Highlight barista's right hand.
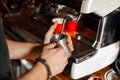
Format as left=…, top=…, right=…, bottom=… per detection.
left=41, top=42, right=68, bottom=76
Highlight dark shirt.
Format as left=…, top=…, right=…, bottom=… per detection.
left=0, top=20, right=12, bottom=80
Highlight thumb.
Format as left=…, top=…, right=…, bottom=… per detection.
left=44, top=22, right=58, bottom=44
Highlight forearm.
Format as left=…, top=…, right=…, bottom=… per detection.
left=17, top=62, right=48, bottom=80
left=6, top=39, right=42, bottom=59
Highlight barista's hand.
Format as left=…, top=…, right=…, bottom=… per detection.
left=44, top=22, right=57, bottom=44
left=44, top=22, right=74, bottom=51
left=41, top=42, right=68, bottom=76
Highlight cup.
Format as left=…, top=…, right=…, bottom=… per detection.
left=66, top=20, right=78, bottom=31
left=52, top=18, right=64, bottom=34
left=50, top=33, right=72, bottom=58
left=64, top=20, right=77, bottom=37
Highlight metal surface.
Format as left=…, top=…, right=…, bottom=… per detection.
left=51, top=34, right=72, bottom=58
left=92, top=17, right=107, bottom=49
left=93, top=10, right=120, bottom=49
left=70, top=38, right=96, bottom=63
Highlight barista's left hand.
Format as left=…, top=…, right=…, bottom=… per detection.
left=44, top=22, right=74, bottom=51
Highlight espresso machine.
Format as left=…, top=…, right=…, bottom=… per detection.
left=51, top=0, right=120, bottom=79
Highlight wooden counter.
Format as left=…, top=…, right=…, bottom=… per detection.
left=52, top=66, right=111, bottom=80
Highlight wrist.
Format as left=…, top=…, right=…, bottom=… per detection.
left=36, top=62, right=48, bottom=80
left=35, top=58, right=52, bottom=80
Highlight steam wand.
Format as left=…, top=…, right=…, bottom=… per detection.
left=60, top=16, right=72, bottom=34
left=77, top=13, right=82, bottom=22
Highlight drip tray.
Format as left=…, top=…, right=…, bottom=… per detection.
left=71, top=38, right=97, bottom=64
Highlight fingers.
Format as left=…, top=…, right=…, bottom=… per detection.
left=44, top=42, right=57, bottom=49
left=47, top=22, right=58, bottom=35
left=65, top=32, right=74, bottom=51
left=44, top=22, right=58, bottom=44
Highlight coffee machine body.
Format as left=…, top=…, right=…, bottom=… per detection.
left=65, top=9, right=120, bottom=79
left=51, top=0, right=120, bottom=79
